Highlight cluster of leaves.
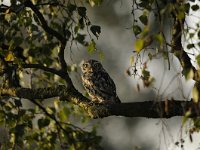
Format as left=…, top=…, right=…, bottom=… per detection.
left=0, top=0, right=103, bottom=149
left=129, top=0, right=200, bottom=141
left=128, top=0, right=200, bottom=87
left=0, top=97, right=102, bottom=149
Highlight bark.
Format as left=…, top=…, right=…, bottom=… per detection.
left=0, top=86, right=199, bottom=118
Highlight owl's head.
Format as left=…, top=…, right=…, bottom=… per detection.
left=81, top=59, right=103, bottom=73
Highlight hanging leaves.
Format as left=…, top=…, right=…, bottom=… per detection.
left=88, top=0, right=103, bottom=7
left=90, top=25, right=101, bottom=39
left=192, top=83, right=199, bottom=103
left=196, top=54, right=200, bottom=67
left=133, top=25, right=142, bottom=36
left=77, top=7, right=87, bottom=18
left=139, top=14, right=148, bottom=25
left=87, top=40, right=96, bottom=54
left=134, top=39, right=144, bottom=53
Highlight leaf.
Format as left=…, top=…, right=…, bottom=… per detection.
left=192, top=84, right=199, bottom=103
left=182, top=110, right=191, bottom=125
left=77, top=7, right=87, bottom=18
left=87, top=40, right=96, bottom=54
left=14, top=99, right=22, bottom=107
left=89, top=0, right=103, bottom=7
left=134, top=39, right=144, bottom=53
left=130, top=55, right=134, bottom=66
left=148, top=53, right=152, bottom=60
left=5, top=51, right=15, bottom=61
left=13, top=37, right=23, bottom=45
left=90, top=25, right=101, bottom=39
left=139, top=14, right=148, bottom=25
left=191, top=4, right=199, bottom=11
left=98, top=51, right=104, bottom=60
left=154, top=33, right=163, bottom=44
left=142, top=69, right=150, bottom=80
left=60, top=107, right=70, bottom=121
left=187, top=43, right=195, bottom=49
left=184, top=3, right=190, bottom=14
left=75, top=34, right=86, bottom=45
left=182, top=68, right=194, bottom=80
left=198, top=31, right=200, bottom=39
left=67, top=4, right=76, bottom=13
left=133, top=25, right=142, bottom=36
left=38, top=118, right=50, bottom=129
left=196, top=54, right=200, bottom=67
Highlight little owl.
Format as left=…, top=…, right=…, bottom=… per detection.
left=80, top=59, right=121, bottom=104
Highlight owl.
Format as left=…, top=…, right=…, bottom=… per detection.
left=80, top=59, right=121, bottom=104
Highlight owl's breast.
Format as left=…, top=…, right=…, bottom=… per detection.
left=81, top=74, right=94, bottom=86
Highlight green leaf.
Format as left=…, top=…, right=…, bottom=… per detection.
left=75, top=34, right=86, bottom=45
left=60, top=107, right=70, bottom=121
left=182, top=110, right=191, bottom=125
left=184, top=3, right=190, bottom=14
left=90, top=25, right=101, bottom=39
left=191, top=5, right=199, bottom=11
left=154, top=33, right=163, bottom=44
left=177, top=11, right=185, bottom=20
left=77, top=7, right=87, bottom=18
left=98, top=51, right=104, bottom=60
left=192, top=85, right=199, bottom=103
left=87, top=40, right=96, bottom=54
left=88, top=0, right=103, bottom=7
left=139, top=14, right=148, bottom=25
left=133, top=25, right=142, bottom=36
left=182, top=68, right=194, bottom=80
left=196, top=54, right=200, bottom=67
left=187, top=43, right=195, bottom=49
left=13, top=37, right=23, bottom=45
left=134, top=39, right=144, bottom=53
left=14, top=99, right=22, bottom=107
left=193, top=118, right=200, bottom=128
left=130, top=55, right=134, bottom=66
left=148, top=53, right=152, bottom=60
left=67, top=4, right=76, bottom=13
left=142, top=69, right=150, bottom=80
left=38, top=118, right=50, bottom=129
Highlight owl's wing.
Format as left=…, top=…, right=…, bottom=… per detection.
left=93, top=72, right=117, bottom=95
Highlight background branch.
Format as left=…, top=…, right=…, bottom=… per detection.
left=24, top=0, right=66, bottom=43
left=171, top=10, right=200, bottom=81
left=22, top=64, right=61, bottom=76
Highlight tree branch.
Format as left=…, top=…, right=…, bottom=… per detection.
left=0, top=85, right=199, bottom=119
left=24, top=0, right=66, bottom=43
left=171, top=8, right=200, bottom=81
left=24, top=0, right=74, bottom=87
left=22, top=64, right=61, bottom=76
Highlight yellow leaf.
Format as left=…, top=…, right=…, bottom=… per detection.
left=5, top=51, right=15, bottom=61
left=192, top=85, right=199, bottom=103
left=130, top=55, right=134, bottom=66
left=134, top=39, right=144, bottom=53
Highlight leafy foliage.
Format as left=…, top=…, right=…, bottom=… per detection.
left=0, top=0, right=102, bottom=149
left=1, top=0, right=200, bottom=149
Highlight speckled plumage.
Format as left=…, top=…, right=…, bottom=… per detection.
left=80, top=59, right=121, bottom=104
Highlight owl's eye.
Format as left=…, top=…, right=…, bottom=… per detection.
left=93, top=63, right=99, bottom=68
left=83, top=63, right=88, bottom=68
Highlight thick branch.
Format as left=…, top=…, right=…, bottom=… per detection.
left=0, top=86, right=199, bottom=119
left=88, top=100, right=198, bottom=118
